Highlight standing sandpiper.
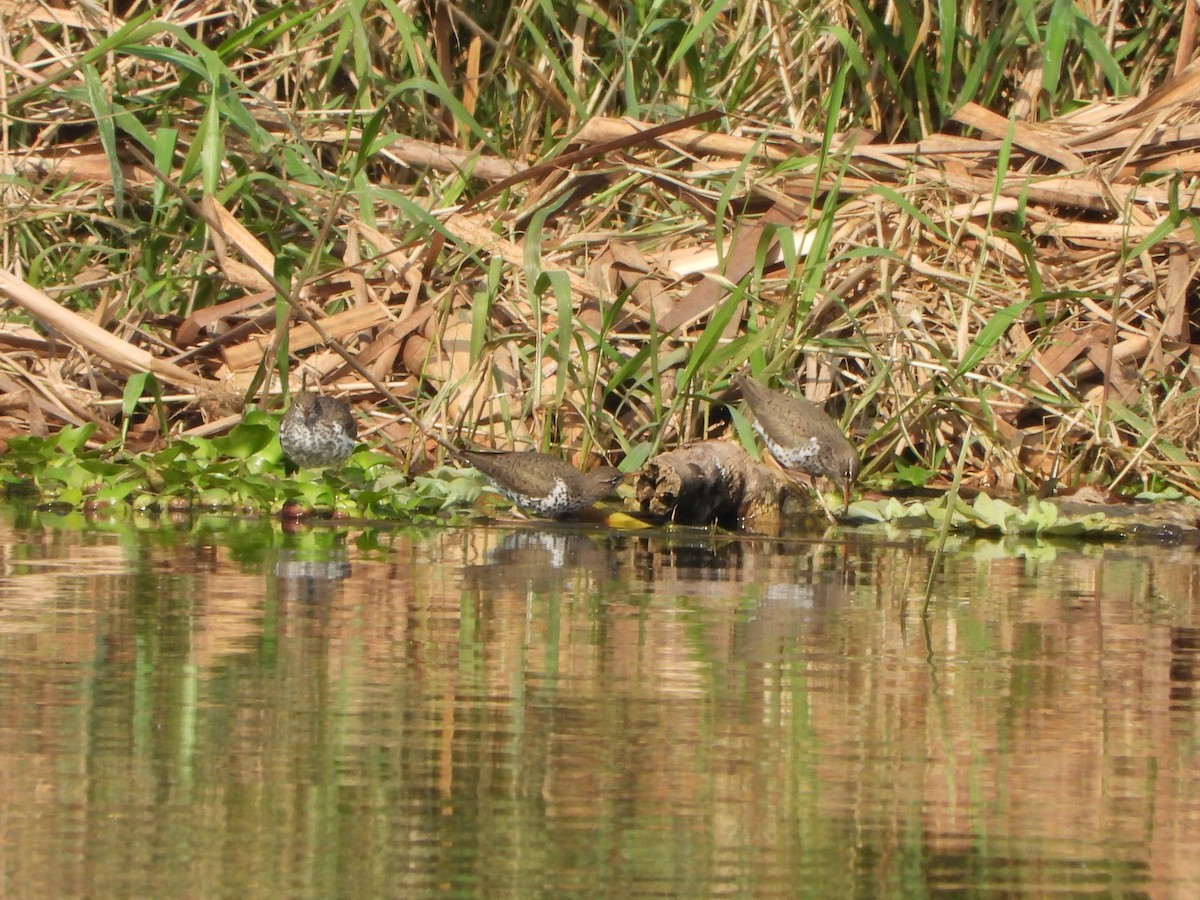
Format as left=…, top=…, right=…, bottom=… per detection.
left=732, top=372, right=860, bottom=513
left=457, top=449, right=623, bottom=519
left=279, top=388, right=358, bottom=469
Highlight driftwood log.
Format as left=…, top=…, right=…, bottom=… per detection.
left=635, top=439, right=801, bottom=524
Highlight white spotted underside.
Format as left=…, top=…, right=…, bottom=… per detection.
left=497, top=476, right=579, bottom=516
left=754, top=423, right=823, bottom=470
left=280, top=419, right=356, bottom=468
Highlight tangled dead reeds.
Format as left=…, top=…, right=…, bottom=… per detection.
left=1, top=2, right=1199, bottom=502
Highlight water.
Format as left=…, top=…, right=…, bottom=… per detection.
left=0, top=507, right=1198, bottom=897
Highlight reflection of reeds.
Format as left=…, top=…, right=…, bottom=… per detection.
left=2, top=516, right=1200, bottom=891
left=0, top=3, right=1196, bottom=499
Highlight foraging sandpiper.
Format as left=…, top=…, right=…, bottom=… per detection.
left=732, top=372, right=859, bottom=512
left=457, top=449, right=623, bottom=518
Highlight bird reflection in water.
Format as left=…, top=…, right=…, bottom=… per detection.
left=273, top=545, right=351, bottom=604
left=462, top=529, right=621, bottom=594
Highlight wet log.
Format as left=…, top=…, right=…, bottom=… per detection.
left=1049, top=491, right=1200, bottom=542
left=635, top=439, right=796, bottom=524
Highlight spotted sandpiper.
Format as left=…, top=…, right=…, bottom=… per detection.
left=732, top=372, right=860, bottom=513
left=456, top=449, right=623, bottom=519
left=279, top=388, right=358, bottom=468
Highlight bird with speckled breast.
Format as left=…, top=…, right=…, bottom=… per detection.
left=278, top=388, right=358, bottom=469
left=732, top=372, right=859, bottom=512
left=456, top=449, right=623, bottom=519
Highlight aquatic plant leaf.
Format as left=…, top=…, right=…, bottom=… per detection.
left=1021, top=497, right=1059, bottom=533
left=440, top=476, right=484, bottom=508
left=852, top=490, right=1156, bottom=538
left=49, top=424, right=98, bottom=455
left=197, top=487, right=234, bottom=508
left=372, top=470, right=409, bottom=492
left=971, top=493, right=1021, bottom=531
left=179, top=437, right=218, bottom=463
left=131, top=493, right=160, bottom=511
left=211, top=421, right=277, bottom=458
left=891, top=459, right=937, bottom=488
left=285, top=479, right=335, bottom=507
left=80, top=459, right=126, bottom=478
left=348, top=449, right=394, bottom=471
left=95, top=480, right=144, bottom=503
left=852, top=496, right=924, bottom=522
left=42, top=458, right=97, bottom=491
left=925, top=495, right=976, bottom=529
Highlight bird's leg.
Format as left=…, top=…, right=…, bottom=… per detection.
left=782, top=470, right=837, bottom=523
left=813, top=480, right=838, bottom=523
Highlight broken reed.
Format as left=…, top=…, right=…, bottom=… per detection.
left=0, top=1, right=1196, bottom=497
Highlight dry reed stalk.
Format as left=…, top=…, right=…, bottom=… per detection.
left=3, top=2, right=1199, bottom=498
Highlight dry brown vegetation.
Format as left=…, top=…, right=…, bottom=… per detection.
left=1, top=1, right=1199, bottom=502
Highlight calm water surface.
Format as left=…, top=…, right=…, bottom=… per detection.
left=0, top=507, right=1198, bottom=897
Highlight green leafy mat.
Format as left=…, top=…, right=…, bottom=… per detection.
left=849, top=492, right=1181, bottom=537
left=0, top=419, right=488, bottom=521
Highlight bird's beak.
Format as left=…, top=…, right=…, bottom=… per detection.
left=842, top=479, right=852, bottom=513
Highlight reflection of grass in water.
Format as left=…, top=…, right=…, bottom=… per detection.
left=0, top=501, right=1179, bottom=897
